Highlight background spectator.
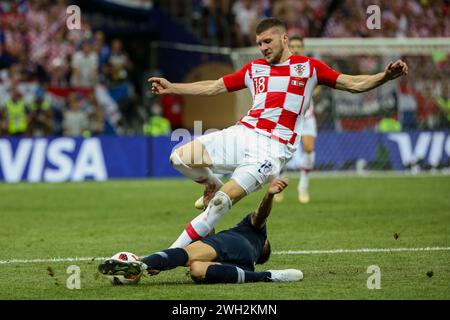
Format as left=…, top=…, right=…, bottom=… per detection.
left=29, top=88, right=53, bottom=136
left=46, top=28, right=74, bottom=87
left=85, top=91, right=105, bottom=136
left=62, top=92, right=89, bottom=136
left=93, top=30, right=110, bottom=69
left=70, top=40, right=98, bottom=88
left=437, top=83, right=450, bottom=128
left=231, top=0, right=260, bottom=47
left=1, top=84, right=29, bottom=136
left=398, top=80, right=418, bottom=130
left=108, top=39, right=132, bottom=85
left=143, top=102, right=172, bottom=137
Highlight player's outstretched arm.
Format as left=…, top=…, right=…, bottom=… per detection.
left=148, top=77, right=227, bottom=96
left=335, top=59, right=408, bottom=94
left=251, top=178, right=289, bottom=229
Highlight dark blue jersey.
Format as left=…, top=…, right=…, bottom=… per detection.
left=201, top=214, right=267, bottom=271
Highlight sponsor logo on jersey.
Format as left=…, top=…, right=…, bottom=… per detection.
left=252, top=64, right=270, bottom=77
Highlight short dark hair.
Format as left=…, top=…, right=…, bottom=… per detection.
left=257, top=239, right=271, bottom=264
left=256, top=17, right=286, bottom=35
left=289, top=35, right=304, bottom=43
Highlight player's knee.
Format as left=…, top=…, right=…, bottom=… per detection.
left=189, top=262, right=206, bottom=283
left=219, top=181, right=247, bottom=204
left=302, top=138, right=315, bottom=153
left=303, top=145, right=314, bottom=154
left=302, top=141, right=315, bottom=153
left=169, top=149, right=185, bottom=168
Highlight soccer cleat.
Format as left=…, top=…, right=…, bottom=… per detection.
left=298, top=187, right=310, bottom=204
left=98, top=259, right=146, bottom=278
left=267, top=269, right=304, bottom=282
left=195, top=181, right=218, bottom=209
left=273, top=192, right=284, bottom=203
left=194, top=196, right=204, bottom=210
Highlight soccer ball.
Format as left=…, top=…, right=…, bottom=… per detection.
left=108, top=251, right=143, bottom=285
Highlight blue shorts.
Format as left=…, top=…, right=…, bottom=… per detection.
left=201, top=231, right=256, bottom=272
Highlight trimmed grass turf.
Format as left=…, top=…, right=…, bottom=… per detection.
left=0, top=176, right=449, bottom=299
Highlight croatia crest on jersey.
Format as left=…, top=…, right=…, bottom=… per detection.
left=294, top=63, right=306, bottom=76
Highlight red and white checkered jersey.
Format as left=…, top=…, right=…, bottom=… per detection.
left=304, top=100, right=315, bottom=120
left=223, top=55, right=340, bottom=146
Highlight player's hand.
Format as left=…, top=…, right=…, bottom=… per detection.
left=268, top=178, right=289, bottom=195
left=148, top=77, right=173, bottom=95
left=384, top=60, right=408, bottom=80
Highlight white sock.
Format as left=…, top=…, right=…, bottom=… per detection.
left=299, top=151, right=315, bottom=190
left=299, top=170, right=309, bottom=190
left=170, top=191, right=232, bottom=248
left=171, top=151, right=223, bottom=189
left=300, top=151, right=315, bottom=171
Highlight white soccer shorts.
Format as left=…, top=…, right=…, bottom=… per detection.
left=196, top=124, right=294, bottom=194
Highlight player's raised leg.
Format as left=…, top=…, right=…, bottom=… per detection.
left=169, top=179, right=247, bottom=248
left=170, top=139, right=223, bottom=208
left=171, top=125, right=285, bottom=249
left=299, top=135, right=315, bottom=204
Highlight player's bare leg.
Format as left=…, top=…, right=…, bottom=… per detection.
left=170, top=180, right=246, bottom=248
left=185, top=241, right=219, bottom=263
left=170, top=139, right=223, bottom=208
left=299, top=135, right=315, bottom=204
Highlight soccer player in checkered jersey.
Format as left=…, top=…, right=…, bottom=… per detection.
left=149, top=18, right=408, bottom=249
left=274, top=35, right=319, bottom=204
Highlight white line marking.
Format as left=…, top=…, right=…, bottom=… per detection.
left=0, top=257, right=108, bottom=265
left=284, top=171, right=450, bottom=179
left=273, top=246, right=450, bottom=255
left=1, top=247, right=449, bottom=265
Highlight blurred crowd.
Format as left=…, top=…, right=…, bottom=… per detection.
left=164, top=0, right=450, bottom=132
left=165, top=0, right=450, bottom=47
left=323, top=0, right=450, bottom=38
left=0, top=0, right=139, bottom=137
left=0, top=0, right=449, bottom=138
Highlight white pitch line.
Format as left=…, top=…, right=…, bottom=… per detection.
left=1, top=246, right=449, bottom=265
left=273, top=246, right=450, bottom=255
left=0, top=256, right=108, bottom=265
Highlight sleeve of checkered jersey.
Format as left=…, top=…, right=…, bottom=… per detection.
left=222, top=62, right=251, bottom=92
left=311, top=58, right=341, bottom=88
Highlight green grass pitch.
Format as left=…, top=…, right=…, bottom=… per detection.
left=0, top=175, right=449, bottom=299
